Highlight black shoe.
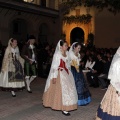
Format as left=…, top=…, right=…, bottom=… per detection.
left=89, top=85, right=93, bottom=87
left=62, top=111, right=70, bottom=116
left=12, top=94, right=16, bottom=97
left=27, top=90, right=32, bottom=93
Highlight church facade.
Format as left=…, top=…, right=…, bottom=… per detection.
left=0, top=0, right=120, bottom=48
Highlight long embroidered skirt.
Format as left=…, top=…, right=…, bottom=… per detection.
left=96, top=84, right=120, bottom=120
left=0, top=59, right=25, bottom=91
left=71, top=66, right=91, bottom=106
left=43, top=70, right=78, bottom=111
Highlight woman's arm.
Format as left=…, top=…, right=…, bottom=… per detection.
left=51, top=53, right=60, bottom=79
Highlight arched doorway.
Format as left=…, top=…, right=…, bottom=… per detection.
left=38, top=23, right=49, bottom=46
left=41, top=0, right=46, bottom=7
left=70, top=27, right=84, bottom=44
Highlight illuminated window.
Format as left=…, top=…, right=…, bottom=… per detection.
left=23, top=0, right=34, bottom=2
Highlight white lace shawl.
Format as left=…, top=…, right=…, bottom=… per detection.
left=44, top=40, right=70, bottom=92
left=68, top=42, right=81, bottom=66
left=108, top=46, right=120, bottom=92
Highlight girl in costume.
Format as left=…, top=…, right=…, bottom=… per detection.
left=43, top=40, right=78, bottom=116
left=0, top=38, right=25, bottom=97
left=68, top=42, right=91, bottom=106
left=96, top=46, right=120, bottom=120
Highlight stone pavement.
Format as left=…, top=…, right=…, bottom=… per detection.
left=0, top=77, right=106, bottom=120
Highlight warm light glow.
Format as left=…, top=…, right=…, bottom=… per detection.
left=62, top=5, right=95, bottom=46
left=62, top=22, right=88, bottom=45
left=23, top=0, right=34, bottom=2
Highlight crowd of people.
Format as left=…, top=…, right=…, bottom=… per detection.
left=0, top=36, right=119, bottom=119
left=37, top=42, right=116, bottom=90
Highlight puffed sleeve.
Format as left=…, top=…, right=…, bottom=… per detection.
left=109, top=61, right=120, bottom=93
left=51, top=53, right=60, bottom=78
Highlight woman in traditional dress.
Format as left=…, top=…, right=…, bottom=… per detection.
left=96, top=46, right=120, bottom=120
left=43, top=40, right=78, bottom=116
left=0, top=38, right=25, bottom=97
left=68, top=42, right=91, bottom=106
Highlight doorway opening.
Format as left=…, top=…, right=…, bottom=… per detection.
left=70, top=27, right=84, bottom=44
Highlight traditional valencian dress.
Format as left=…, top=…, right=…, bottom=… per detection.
left=96, top=47, right=120, bottom=120
left=43, top=40, right=78, bottom=111
left=0, top=38, right=25, bottom=91
left=68, top=42, right=91, bottom=106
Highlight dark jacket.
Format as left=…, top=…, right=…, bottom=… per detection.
left=93, top=59, right=104, bottom=75
left=103, top=60, right=111, bottom=74
left=21, top=44, right=37, bottom=63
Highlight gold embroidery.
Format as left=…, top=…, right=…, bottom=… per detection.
left=71, top=60, right=79, bottom=72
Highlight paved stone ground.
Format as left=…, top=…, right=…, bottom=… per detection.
left=0, top=77, right=106, bottom=120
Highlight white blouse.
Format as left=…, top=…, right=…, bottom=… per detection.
left=85, top=60, right=95, bottom=69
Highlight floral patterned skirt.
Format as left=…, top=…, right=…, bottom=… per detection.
left=96, top=84, right=120, bottom=120
left=0, top=60, right=25, bottom=91
left=43, top=71, right=78, bottom=111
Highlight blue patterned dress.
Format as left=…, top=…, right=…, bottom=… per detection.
left=71, top=65, right=91, bottom=106
left=69, top=50, right=91, bottom=106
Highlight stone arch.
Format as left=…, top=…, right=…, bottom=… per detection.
left=62, top=22, right=89, bottom=46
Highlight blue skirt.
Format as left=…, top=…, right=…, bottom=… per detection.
left=71, top=66, right=91, bottom=106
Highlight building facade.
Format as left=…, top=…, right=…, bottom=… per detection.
left=0, top=0, right=62, bottom=46
left=0, top=0, right=120, bottom=48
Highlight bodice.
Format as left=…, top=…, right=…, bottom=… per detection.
left=58, top=59, right=69, bottom=74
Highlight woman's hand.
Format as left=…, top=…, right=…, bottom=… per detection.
left=118, top=92, right=120, bottom=96
left=52, top=78, right=56, bottom=84
left=116, top=91, right=120, bottom=96
left=1, top=69, right=4, bottom=73
left=29, top=60, right=33, bottom=64
left=92, top=70, right=97, bottom=73
left=86, top=67, right=88, bottom=70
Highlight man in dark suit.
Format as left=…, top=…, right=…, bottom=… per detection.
left=86, top=53, right=104, bottom=88
left=98, top=55, right=112, bottom=89
left=21, top=35, right=37, bottom=93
